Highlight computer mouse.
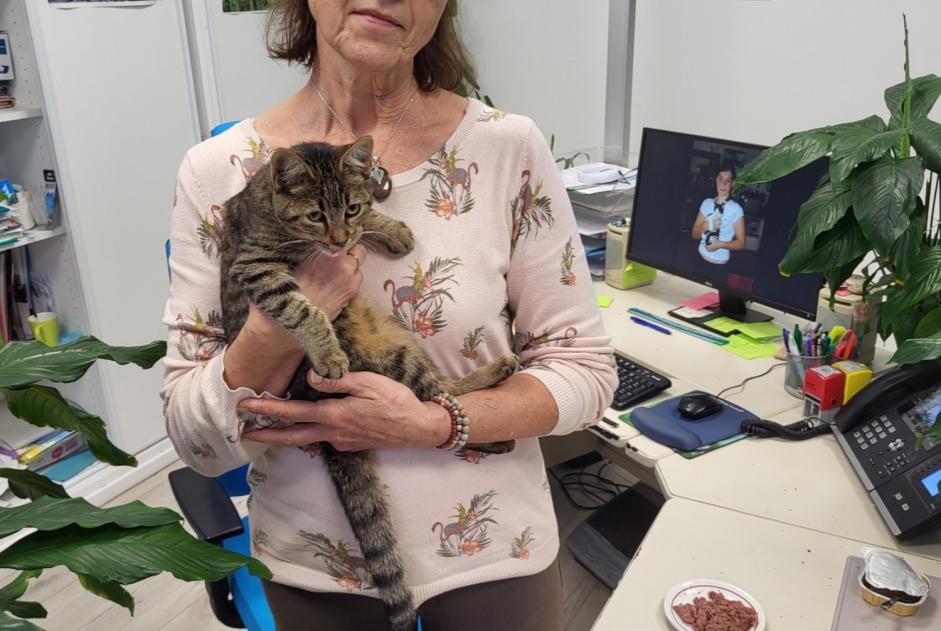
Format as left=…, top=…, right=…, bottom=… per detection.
left=676, top=392, right=724, bottom=420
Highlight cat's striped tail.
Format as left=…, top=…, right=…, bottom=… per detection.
left=323, top=446, right=417, bottom=631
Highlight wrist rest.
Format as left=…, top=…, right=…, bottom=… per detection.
left=630, top=393, right=758, bottom=451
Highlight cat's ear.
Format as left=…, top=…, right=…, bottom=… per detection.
left=270, top=148, right=314, bottom=195
left=338, top=136, right=374, bottom=177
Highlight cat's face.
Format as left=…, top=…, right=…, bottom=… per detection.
left=269, top=138, right=374, bottom=252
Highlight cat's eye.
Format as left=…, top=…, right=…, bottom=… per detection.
left=306, top=210, right=323, bottom=222
left=346, top=203, right=364, bottom=216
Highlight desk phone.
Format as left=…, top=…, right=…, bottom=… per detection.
left=833, top=361, right=941, bottom=539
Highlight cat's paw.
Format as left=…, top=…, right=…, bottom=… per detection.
left=311, top=350, right=349, bottom=380
left=494, top=354, right=520, bottom=380
left=465, top=440, right=516, bottom=455
left=385, top=224, right=415, bottom=255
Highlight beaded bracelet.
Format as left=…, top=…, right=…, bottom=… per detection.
left=431, top=392, right=470, bottom=451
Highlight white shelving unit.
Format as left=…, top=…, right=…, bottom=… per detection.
left=0, top=0, right=187, bottom=502
left=0, top=106, right=42, bottom=124
left=0, top=226, right=66, bottom=255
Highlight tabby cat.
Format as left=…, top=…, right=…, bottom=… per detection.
left=219, top=137, right=517, bottom=631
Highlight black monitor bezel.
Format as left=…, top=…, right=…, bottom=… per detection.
left=626, top=127, right=822, bottom=321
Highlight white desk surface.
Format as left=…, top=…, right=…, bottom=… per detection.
left=656, top=407, right=941, bottom=560
left=591, top=498, right=941, bottom=631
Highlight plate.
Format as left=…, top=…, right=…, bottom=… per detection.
left=663, top=579, right=766, bottom=631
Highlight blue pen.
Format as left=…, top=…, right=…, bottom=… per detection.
left=630, top=315, right=672, bottom=335
left=781, top=327, right=791, bottom=354
left=804, top=338, right=812, bottom=356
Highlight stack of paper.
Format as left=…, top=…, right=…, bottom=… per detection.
left=704, top=317, right=782, bottom=360
left=0, top=205, right=23, bottom=247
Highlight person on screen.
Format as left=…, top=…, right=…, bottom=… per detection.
left=691, top=166, right=746, bottom=264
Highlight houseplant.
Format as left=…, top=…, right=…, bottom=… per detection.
left=0, top=336, right=270, bottom=629
left=734, top=17, right=941, bottom=436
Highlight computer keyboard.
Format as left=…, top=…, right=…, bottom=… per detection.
left=611, top=354, right=672, bottom=411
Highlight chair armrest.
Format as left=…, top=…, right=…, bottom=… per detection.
left=169, top=467, right=244, bottom=544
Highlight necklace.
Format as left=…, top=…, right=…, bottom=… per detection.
left=311, top=81, right=416, bottom=201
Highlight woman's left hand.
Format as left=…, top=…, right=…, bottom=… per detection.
left=237, top=371, right=450, bottom=451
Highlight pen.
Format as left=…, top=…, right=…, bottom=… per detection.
left=793, top=324, right=802, bottom=352
left=630, top=315, right=672, bottom=335
left=781, top=327, right=791, bottom=354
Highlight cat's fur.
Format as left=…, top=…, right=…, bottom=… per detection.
left=219, top=137, right=516, bottom=631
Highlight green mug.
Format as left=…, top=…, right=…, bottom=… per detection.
left=28, top=312, right=58, bottom=347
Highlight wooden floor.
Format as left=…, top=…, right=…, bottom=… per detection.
left=7, top=456, right=633, bottom=631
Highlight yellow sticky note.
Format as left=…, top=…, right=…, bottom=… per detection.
left=723, top=334, right=780, bottom=360
left=703, top=316, right=740, bottom=333
left=596, top=295, right=614, bottom=308
left=736, top=321, right=782, bottom=340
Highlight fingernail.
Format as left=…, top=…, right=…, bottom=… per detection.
left=307, top=370, right=323, bottom=385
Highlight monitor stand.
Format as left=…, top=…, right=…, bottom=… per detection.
left=668, top=290, right=772, bottom=337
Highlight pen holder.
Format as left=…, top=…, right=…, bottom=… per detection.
left=784, top=354, right=829, bottom=398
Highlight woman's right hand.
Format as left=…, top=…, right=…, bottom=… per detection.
left=224, top=244, right=367, bottom=394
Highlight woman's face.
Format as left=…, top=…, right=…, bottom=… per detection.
left=309, top=0, right=448, bottom=72
left=715, top=170, right=734, bottom=197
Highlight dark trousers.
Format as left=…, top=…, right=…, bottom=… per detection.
left=262, top=558, right=563, bottom=631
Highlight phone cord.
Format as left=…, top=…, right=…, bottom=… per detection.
left=740, top=418, right=830, bottom=441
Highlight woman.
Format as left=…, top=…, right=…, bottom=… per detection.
left=691, top=165, right=746, bottom=264
left=162, top=1, right=616, bottom=629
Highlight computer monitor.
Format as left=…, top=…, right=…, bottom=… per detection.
left=626, top=128, right=826, bottom=326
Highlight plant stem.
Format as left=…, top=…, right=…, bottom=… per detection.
left=900, top=14, right=912, bottom=157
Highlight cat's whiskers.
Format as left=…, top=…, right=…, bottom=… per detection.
left=276, top=238, right=312, bottom=251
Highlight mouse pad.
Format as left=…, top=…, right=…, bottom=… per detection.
left=630, top=392, right=758, bottom=451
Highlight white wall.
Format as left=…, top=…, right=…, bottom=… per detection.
left=458, top=1, right=612, bottom=155
left=630, top=0, right=941, bottom=155
left=183, top=2, right=307, bottom=136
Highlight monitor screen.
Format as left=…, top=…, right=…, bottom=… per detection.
left=626, top=128, right=826, bottom=320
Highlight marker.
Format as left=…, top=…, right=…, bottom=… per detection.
left=630, top=315, right=672, bottom=335
left=793, top=324, right=802, bottom=352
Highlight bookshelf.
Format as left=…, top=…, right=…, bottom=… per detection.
left=0, top=1, right=105, bottom=488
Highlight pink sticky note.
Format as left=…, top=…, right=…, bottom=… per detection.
left=680, top=291, right=720, bottom=310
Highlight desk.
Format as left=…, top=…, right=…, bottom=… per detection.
left=657, top=407, right=941, bottom=559
left=590, top=498, right=941, bottom=631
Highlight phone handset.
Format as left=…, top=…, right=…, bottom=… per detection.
left=834, top=361, right=941, bottom=433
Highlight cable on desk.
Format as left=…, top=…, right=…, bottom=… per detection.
left=717, top=362, right=786, bottom=399
left=741, top=416, right=831, bottom=441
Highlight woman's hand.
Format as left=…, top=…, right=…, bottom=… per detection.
left=222, top=244, right=367, bottom=394
left=237, top=370, right=452, bottom=451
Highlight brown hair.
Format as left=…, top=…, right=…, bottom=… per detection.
left=265, top=0, right=477, bottom=93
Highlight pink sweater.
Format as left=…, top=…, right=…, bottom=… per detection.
left=162, top=98, right=616, bottom=603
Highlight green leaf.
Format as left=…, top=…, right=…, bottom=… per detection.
left=851, top=156, right=924, bottom=254
left=0, top=337, right=166, bottom=389
left=0, top=571, right=45, bottom=621
left=735, top=130, right=832, bottom=187
left=0, top=611, right=44, bottom=630
left=0, top=497, right=180, bottom=538
left=914, top=307, right=941, bottom=338
left=889, top=197, right=928, bottom=281
left=910, top=117, right=941, bottom=172
left=0, top=470, right=68, bottom=501
left=1, top=386, right=136, bottom=467
left=824, top=255, right=865, bottom=301
left=829, top=127, right=905, bottom=184
left=77, top=574, right=134, bottom=614
left=885, top=74, right=941, bottom=128
left=0, top=522, right=272, bottom=584
left=783, top=179, right=854, bottom=266
left=890, top=330, right=941, bottom=363
left=780, top=212, right=871, bottom=274
left=881, top=245, right=941, bottom=324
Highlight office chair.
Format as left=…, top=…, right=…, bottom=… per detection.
left=169, top=465, right=275, bottom=631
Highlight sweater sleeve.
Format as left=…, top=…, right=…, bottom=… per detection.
left=160, top=153, right=281, bottom=477
left=507, top=122, right=617, bottom=435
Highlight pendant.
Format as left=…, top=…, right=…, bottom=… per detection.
left=370, top=164, right=392, bottom=201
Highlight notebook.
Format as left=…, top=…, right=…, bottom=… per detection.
left=830, top=555, right=939, bottom=630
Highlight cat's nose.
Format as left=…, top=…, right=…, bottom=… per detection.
left=329, top=228, right=350, bottom=245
